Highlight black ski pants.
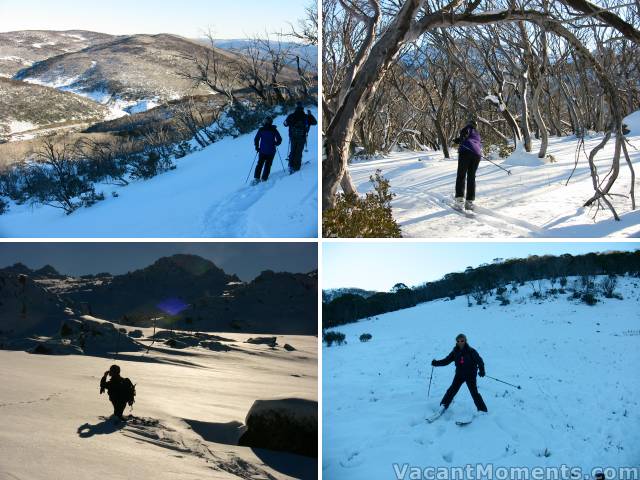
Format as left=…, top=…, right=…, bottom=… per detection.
left=455, top=150, right=481, bottom=201
left=111, top=399, right=127, bottom=419
left=288, top=136, right=305, bottom=172
left=255, top=153, right=275, bottom=181
left=440, top=374, right=487, bottom=412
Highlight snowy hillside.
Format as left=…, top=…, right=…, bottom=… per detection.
left=348, top=111, right=640, bottom=237
left=0, top=77, right=109, bottom=142
left=323, top=277, right=640, bottom=477
left=0, top=323, right=317, bottom=479
left=13, top=33, right=250, bottom=115
left=0, top=108, right=318, bottom=237
left=0, top=30, right=114, bottom=77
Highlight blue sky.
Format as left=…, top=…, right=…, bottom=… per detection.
left=0, top=0, right=309, bottom=38
left=323, top=242, right=640, bottom=291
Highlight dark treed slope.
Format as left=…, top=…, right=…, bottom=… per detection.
left=323, top=250, right=640, bottom=328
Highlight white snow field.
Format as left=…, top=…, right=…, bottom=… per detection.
left=323, top=278, right=640, bottom=478
left=0, top=326, right=317, bottom=480
left=0, top=109, right=318, bottom=237
left=349, top=111, right=640, bottom=237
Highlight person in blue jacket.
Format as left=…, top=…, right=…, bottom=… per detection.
left=253, top=117, right=282, bottom=184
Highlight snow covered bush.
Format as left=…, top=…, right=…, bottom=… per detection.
left=127, top=151, right=174, bottom=180
left=359, top=333, right=372, bottom=342
left=323, top=170, right=402, bottom=238
left=323, top=330, right=346, bottom=347
left=600, top=275, right=621, bottom=299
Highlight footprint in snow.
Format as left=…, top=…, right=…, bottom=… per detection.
left=340, top=450, right=365, bottom=468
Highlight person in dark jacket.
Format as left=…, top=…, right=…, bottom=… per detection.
left=284, top=102, right=310, bottom=173
left=453, top=119, right=483, bottom=211
left=100, top=364, right=135, bottom=420
left=431, top=333, right=488, bottom=412
left=305, top=109, right=317, bottom=151
left=253, top=117, right=282, bottom=184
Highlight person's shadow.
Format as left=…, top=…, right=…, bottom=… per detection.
left=77, top=417, right=126, bottom=438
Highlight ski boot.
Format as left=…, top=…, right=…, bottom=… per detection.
left=453, top=197, right=465, bottom=211
left=465, top=200, right=475, bottom=211
left=250, top=178, right=260, bottom=186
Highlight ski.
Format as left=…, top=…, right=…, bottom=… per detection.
left=448, top=200, right=476, bottom=219
left=455, top=419, right=473, bottom=426
left=426, top=407, right=445, bottom=423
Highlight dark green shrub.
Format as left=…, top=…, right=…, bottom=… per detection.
left=582, top=293, right=598, bottom=306
left=323, top=170, right=402, bottom=238
left=359, top=333, right=372, bottom=342
left=323, top=330, right=346, bottom=347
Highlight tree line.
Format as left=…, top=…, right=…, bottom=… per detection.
left=323, top=249, right=640, bottom=328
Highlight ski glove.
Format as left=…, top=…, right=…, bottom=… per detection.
left=479, top=370, right=485, bottom=377
left=431, top=359, right=436, bottom=366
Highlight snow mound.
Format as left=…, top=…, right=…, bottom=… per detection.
left=502, top=144, right=545, bottom=167
left=624, top=110, right=640, bottom=135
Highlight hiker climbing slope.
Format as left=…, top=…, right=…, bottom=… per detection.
left=99, top=364, right=135, bottom=420
left=253, top=116, right=282, bottom=184
left=284, top=102, right=313, bottom=173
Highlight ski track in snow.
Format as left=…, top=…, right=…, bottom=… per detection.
left=202, top=159, right=315, bottom=237
left=117, top=416, right=279, bottom=480
left=323, top=279, right=640, bottom=477
left=349, top=113, right=640, bottom=237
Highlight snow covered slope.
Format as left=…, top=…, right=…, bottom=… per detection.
left=323, top=278, right=640, bottom=477
left=348, top=112, right=640, bottom=237
left=0, top=109, right=318, bottom=237
left=0, top=326, right=317, bottom=480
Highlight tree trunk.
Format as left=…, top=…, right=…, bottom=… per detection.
left=323, top=0, right=424, bottom=210
left=532, top=81, right=549, bottom=158
left=520, top=69, right=533, bottom=152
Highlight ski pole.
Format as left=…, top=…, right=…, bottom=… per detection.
left=427, top=365, right=434, bottom=398
left=482, top=156, right=512, bottom=176
left=485, top=375, right=521, bottom=389
left=276, top=148, right=286, bottom=173
left=245, top=151, right=259, bottom=184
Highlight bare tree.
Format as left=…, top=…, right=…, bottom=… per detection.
left=176, top=29, right=240, bottom=104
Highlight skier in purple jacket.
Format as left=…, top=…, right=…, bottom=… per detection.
left=453, top=119, right=483, bottom=211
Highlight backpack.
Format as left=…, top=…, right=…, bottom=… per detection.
left=123, top=378, right=136, bottom=405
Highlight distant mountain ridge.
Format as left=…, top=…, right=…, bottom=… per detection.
left=0, top=254, right=317, bottom=334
